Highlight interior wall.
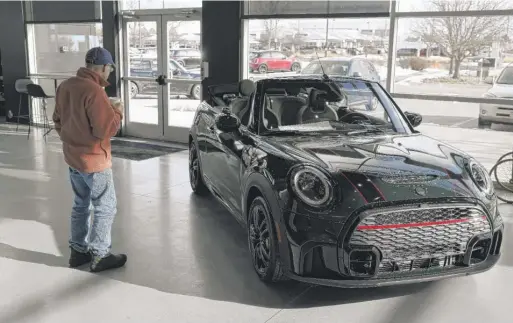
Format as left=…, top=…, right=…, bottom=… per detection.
left=201, top=1, right=241, bottom=96
left=0, top=1, right=29, bottom=121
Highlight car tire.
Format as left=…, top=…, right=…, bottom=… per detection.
left=190, top=84, right=201, bottom=100
left=189, top=142, right=209, bottom=195
left=291, top=63, right=301, bottom=73
left=247, top=196, right=286, bottom=283
left=130, top=81, right=139, bottom=98
left=478, top=118, right=492, bottom=129
left=258, top=64, right=268, bottom=74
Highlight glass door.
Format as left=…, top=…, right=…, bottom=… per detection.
left=162, top=10, right=202, bottom=143
left=121, top=9, right=202, bottom=143
left=122, top=14, right=164, bottom=139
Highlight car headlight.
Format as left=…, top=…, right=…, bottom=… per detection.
left=468, top=159, right=494, bottom=195
left=290, top=165, right=333, bottom=207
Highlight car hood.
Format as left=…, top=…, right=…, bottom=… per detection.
left=487, top=83, right=513, bottom=97
left=264, top=132, right=486, bottom=202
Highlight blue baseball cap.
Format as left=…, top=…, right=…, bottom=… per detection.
left=85, top=47, right=115, bottom=68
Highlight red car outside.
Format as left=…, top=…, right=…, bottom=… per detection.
left=249, top=50, right=302, bottom=74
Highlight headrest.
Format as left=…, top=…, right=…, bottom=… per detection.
left=239, top=79, right=256, bottom=97
left=309, top=89, right=327, bottom=113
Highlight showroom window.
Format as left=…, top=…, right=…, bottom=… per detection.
left=25, top=23, right=103, bottom=124
left=242, top=18, right=390, bottom=85
left=26, top=23, right=103, bottom=75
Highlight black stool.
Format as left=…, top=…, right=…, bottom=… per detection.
left=26, top=84, right=54, bottom=141
left=14, top=79, right=34, bottom=137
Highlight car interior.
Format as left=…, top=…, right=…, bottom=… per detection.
left=208, top=79, right=390, bottom=131
left=260, top=82, right=388, bottom=130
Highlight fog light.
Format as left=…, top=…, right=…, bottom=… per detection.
left=481, top=109, right=487, bottom=115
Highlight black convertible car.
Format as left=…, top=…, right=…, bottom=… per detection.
left=188, top=75, right=504, bottom=287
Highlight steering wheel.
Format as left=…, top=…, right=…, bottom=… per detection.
left=339, top=112, right=372, bottom=124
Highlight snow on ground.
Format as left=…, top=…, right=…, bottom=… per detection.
left=377, top=66, right=417, bottom=80
left=395, top=68, right=449, bottom=85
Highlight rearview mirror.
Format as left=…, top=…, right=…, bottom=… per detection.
left=215, top=108, right=240, bottom=132
left=353, top=71, right=362, bottom=78
left=404, top=111, right=422, bottom=128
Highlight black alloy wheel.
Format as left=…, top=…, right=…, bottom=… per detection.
left=247, top=196, right=285, bottom=282
left=189, top=142, right=208, bottom=195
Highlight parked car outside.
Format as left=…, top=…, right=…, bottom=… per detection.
left=129, top=57, right=201, bottom=100
left=479, top=64, right=513, bottom=128
left=169, top=48, right=202, bottom=69
left=301, top=57, right=381, bottom=110
left=249, top=50, right=302, bottom=74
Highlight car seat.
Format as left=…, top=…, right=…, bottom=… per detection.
left=229, top=79, right=255, bottom=125
left=298, top=88, right=338, bottom=124
left=274, top=87, right=307, bottom=126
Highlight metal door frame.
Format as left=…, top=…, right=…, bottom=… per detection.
left=120, top=8, right=201, bottom=142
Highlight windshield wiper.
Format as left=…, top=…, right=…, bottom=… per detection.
left=262, top=129, right=325, bottom=136
left=346, top=125, right=388, bottom=135
left=327, top=121, right=387, bottom=135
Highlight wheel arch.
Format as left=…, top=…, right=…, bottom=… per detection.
left=243, top=172, right=281, bottom=222
left=243, top=171, right=292, bottom=271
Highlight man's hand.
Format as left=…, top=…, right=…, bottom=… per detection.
left=111, top=100, right=124, bottom=117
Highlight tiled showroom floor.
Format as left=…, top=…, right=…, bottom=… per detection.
left=0, top=124, right=512, bottom=323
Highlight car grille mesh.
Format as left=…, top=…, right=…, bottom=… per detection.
left=349, top=206, right=491, bottom=274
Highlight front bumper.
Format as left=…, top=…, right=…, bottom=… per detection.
left=282, top=202, right=504, bottom=288
left=286, top=253, right=500, bottom=288
left=479, top=103, right=513, bottom=124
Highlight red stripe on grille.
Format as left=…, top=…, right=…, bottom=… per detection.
left=357, top=216, right=486, bottom=231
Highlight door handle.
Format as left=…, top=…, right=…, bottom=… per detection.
left=156, top=74, right=167, bottom=86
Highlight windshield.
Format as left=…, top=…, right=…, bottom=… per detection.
left=259, top=78, right=409, bottom=135
left=302, top=61, right=350, bottom=76
left=496, top=66, right=513, bottom=84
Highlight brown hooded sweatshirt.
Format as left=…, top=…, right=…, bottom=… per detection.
left=52, top=67, right=122, bottom=173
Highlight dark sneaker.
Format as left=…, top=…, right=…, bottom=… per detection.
left=69, top=248, right=92, bottom=268
left=90, top=253, right=127, bottom=273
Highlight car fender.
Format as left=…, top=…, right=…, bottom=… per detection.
left=242, top=171, right=293, bottom=270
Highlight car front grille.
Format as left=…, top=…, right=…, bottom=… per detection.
left=347, top=205, right=491, bottom=276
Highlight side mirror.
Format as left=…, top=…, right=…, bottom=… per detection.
left=484, top=76, right=494, bottom=85
left=215, top=108, right=240, bottom=132
left=172, top=69, right=181, bottom=76
left=405, top=111, right=422, bottom=128
left=353, top=71, right=362, bottom=78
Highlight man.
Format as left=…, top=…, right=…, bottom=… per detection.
left=52, top=47, right=127, bottom=272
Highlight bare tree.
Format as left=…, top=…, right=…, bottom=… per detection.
left=262, top=20, right=282, bottom=49
left=252, top=1, right=290, bottom=49
left=412, top=0, right=509, bottom=78
left=168, top=21, right=183, bottom=45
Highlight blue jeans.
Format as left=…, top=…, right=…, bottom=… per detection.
left=68, top=167, right=117, bottom=258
